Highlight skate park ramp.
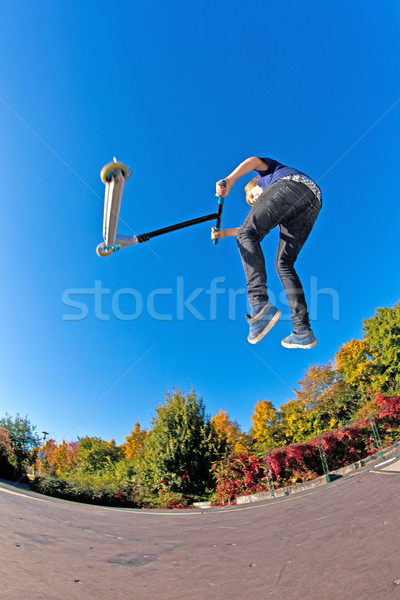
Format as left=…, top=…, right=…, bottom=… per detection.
left=1, top=461, right=400, bottom=600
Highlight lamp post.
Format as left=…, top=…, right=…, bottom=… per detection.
left=39, top=432, right=49, bottom=475
left=42, top=431, right=49, bottom=447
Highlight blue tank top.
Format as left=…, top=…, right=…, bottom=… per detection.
left=255, top=157, right=309, bottom=192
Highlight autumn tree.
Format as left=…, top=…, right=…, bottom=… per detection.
left=124, top=423, right=147, bottom=461
left=0, top=428, right=14, bottom=478
left=295, top=363, right=336, bottom=409
left=210, top=409, right=252, bottom=455
left=335, top=338, right=374, bottom=411
left=275, top=363, right=360, bottom=444
left=0, top=429, right=13, bottom=456
left=39, top=440, right=79, bottom=476
left=296, top=363, right=358, bottom=429
left=250, top=400, right=283, bottom=453
left=40, top=438, right=58, bottom=474
left=335, top=339, right=373, bottom=388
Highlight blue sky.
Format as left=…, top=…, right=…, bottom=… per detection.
left=1, top=1, right=399, bottom=445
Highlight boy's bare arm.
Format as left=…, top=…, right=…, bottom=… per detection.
left=211, top=227, right=240, bottom=240
left=216, top=157, right=268, bottom=197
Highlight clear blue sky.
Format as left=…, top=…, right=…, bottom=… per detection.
left=1, top=1, right=399, bottom=445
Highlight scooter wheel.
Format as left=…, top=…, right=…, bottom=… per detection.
left=100, top=161, right=130, bottom=184
left=96, top=242, right=114, bottom=257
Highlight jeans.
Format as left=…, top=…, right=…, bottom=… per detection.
left=236, top=179, right=322, bottom=332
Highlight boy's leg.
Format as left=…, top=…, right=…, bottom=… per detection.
left=275, top=184, right=321, bottom=333
left=236, top=181, right=294, bottom=309
left=236, top=182, right=301, bottom=343
left=235, top=215, right=269, bottom=310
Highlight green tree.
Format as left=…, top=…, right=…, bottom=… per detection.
left=362, top=302, right=400, bottom=395
left=311, top=378, right=361, bottom=429
left=278, top=398, right=315, bottom=443
left=0, top=414, right=41, bottom=465
left=138, top=390, right=216, bottom=498
left=76, top=437, right=123, bottom=473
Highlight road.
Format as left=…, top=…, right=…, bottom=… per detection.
left=1, top=463, right=400, bottom=600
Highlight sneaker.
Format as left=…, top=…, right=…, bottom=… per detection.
left=246, top=302, right=282, bottom=344
left=281, top=330, right=318, bottom=349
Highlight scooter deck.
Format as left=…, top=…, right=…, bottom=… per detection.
left=100, top=160, right=132, bottom=248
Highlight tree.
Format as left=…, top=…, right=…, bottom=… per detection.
left=138, top=390, right=217, bottom=497
left=276, top=364, right=360, bottom=444
left=334, top=338, right=373, bottom=412
left=76, top=437, right=123, bottom=473
left=362, top=302, right=400, bottom=395
left=278, top=399, right=316, bottom=443
left=295, top=363, right=337, bottom=410
left=335, top=339, right=373, bottom=389
left=124, top=423, right=147, bottom=461
left=0, top=428, right=14, bottom=478
left=40, top=440, right=79, bottom=476
left=40, top=438, right=58, bottom=474
left=311, top=378, right=361, bottom=429
left=250, top=400, right=283, bottom=452
left=210, top=409, right=252, bottom=455
left=0, top=429, right=13, bottom=455
left=0, top=414, right=41, bottom=465
left=295, top=363, right=359, bottom=431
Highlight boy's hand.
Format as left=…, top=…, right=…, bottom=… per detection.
left=211, top=227, right=225, bottom=240
left=216, top=178, right=231, bottom=197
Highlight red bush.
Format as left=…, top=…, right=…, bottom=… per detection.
left=212, top=453, right=269, bottom=505
left=212, top=397, right=400, bottom=505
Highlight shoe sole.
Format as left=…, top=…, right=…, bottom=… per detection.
left=281, top=339, right=318, bottom=349
left=247, top=310, right=282, bottom=344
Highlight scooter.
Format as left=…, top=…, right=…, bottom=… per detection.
left=96, top=159, right=225, bottom=257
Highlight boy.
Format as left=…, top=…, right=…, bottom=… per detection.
left=212, top=156, right=322, bottom=349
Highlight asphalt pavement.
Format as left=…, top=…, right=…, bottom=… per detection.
left=1, top=459, right=400, bottom=600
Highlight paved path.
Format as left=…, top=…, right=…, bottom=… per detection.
left=1, top=466, right=400, bottom=600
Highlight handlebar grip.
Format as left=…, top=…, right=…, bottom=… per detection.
left=213, top=226, right=220, bottom=245
left=213, top=180, right=226, bottom=246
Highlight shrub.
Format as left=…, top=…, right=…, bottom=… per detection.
left=30, top=475, right=141, bottom=508
left=267, top=442, right=321, bottom=486
left=152, top=490, right=192, bottom=509
left=372, top=395, right=400, bottom=446
left=212, top=452, right=270, bottom=505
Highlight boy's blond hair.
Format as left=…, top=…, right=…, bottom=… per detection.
left=245, top=176, right=259, bottom=205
